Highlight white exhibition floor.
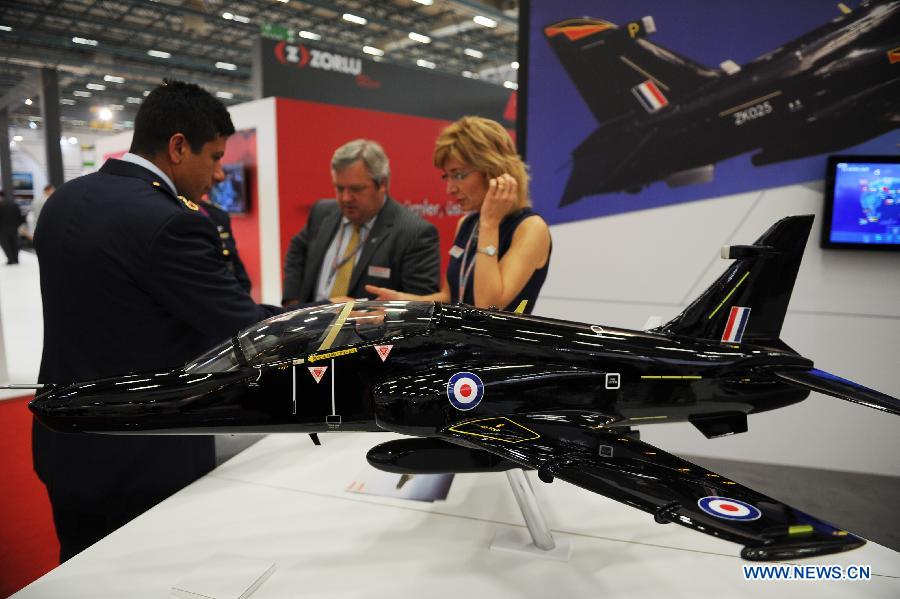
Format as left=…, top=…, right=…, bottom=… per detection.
left=0, top=251, right=42, bottom=397
left=4, top=252, right=899, bottom=597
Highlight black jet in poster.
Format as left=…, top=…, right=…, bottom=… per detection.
left=31, top=216, right=899, bottom=561
left=544, top=1, right=900, bottom=205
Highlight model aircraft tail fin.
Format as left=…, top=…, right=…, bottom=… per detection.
left=654, top=215, right=813, bottom=348
left=544, top=17, right=719, bottom=123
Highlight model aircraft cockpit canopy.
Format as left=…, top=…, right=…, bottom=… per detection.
left=185, top=301, right=436, bottom=374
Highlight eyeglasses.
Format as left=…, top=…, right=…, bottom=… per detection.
left=441, top=170, right=473, bottom=182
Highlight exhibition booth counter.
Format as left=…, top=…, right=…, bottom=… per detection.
left=13, top=433, right=900, bottom=598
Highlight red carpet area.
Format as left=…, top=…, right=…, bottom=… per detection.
left=0, top=395, right=59, bottom=597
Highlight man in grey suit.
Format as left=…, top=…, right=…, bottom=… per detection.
left=282, top=139, right=440, bottom=306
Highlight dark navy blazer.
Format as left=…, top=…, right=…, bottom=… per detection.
left=32, top=158, right=280, bottom=514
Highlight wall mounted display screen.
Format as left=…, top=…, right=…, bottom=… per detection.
left=12, top=172, right=33, bottom=193
left=821, top=155, right=900, bottom=251
left=209, top=163, right=248, bottom=214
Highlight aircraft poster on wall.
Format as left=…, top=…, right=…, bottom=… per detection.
left=523, top=0, right=900, bottom=225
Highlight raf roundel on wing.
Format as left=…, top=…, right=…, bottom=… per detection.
left=698, top=496, right=762, bottom=521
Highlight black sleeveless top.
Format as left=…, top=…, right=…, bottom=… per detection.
left=446, top=208, right=550, bottom=314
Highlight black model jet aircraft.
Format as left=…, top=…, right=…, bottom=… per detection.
left=30, top=215, right=899, bottom=561
left=545, top=1, right=900, bottom=205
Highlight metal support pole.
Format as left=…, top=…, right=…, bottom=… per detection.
left=0, top=109, right=13, bottom=198
left=504, top=469, right=556, bottom=550
left=40, top=67, right=64, bottom=187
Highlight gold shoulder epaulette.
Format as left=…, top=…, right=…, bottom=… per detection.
left=178, top=195, right=200, bottom=211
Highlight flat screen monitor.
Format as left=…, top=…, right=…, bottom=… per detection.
left=12, top=172, right=33, bottom=194
left=209, top=163, right=248, bottom=214
left=820, top=155, right=900, bottom=251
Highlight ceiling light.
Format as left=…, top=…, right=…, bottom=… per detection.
left=342, top=13, right=367, bottom=25
left=511, top=61, right=519, bottom=70
left=298, top=30, right=321, bottom=40
left=60, top=98, right=76, bottom=105
left=0, top=25, right=12, bottom=32
left=73, top=90, right=92, bottom=97
left=232, top=14, right=250, bottom=24
left=109, top=104, right=124, bottom=111
left=72, top=36, right=98, bottom=46
left=13, top=135, right=23, bottom=142
left=473, top=16, right=498, bottom=28
left=503, top=81, right=518, bottom=90
left=24, top=98, right=32, bottom=106
left=464, top=48, right=483, bottom=59
left=143, top=90, right=151, bottom=96
left=216, top=91, right=234, bottom=99
left=408, top=32, right=431, bottom=44
left=222, top=12, right=233, bottom=20
left=86, top=83, right=106, bottom=91
left=462, top=71, right=476, bottom=79
left=104, top=75, right=125, bottom=83
left=29, top=121, right=37, bottom=129
left=276, top=0, right=289, bottom=3
left=363, top=46, right=384, bottom=57
left=98, top=107, right=112, bottom=121
left=68, top=137, right=78, bottom=145
left=126, top=97, right=142, bottom=104
left=416, top=59, right=436, bottom=69
left=147, top=49, right=171, bottom=58
left=412, top=0, right=433, bottom=5
left=215, top=61, right=238, bottom=71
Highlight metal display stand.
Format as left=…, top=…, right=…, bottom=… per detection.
left=489, top=469, right=572, bottom=561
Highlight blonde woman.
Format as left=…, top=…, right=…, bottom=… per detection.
left=367, top=116, right=551, bottom=313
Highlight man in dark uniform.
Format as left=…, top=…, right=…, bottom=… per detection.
left=33, top=80, right=281, bottom=562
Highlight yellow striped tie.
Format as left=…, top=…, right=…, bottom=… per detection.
left=329, top=223, right=361, bottom=297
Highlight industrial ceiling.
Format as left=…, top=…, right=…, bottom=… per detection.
left=0, top=0, right=519, bottom=134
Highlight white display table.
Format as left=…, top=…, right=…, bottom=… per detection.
left=14, top=433, right=900, bottom=598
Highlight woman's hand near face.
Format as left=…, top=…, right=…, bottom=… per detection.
left=480, top=173, right=517, bottom=226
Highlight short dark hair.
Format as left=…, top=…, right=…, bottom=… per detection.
left=129, top=80, right=235, bottom=156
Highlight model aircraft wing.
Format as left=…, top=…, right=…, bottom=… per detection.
left=438, top=410, right=864, bottom=561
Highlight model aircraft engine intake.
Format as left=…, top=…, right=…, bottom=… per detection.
left=366, top=438, right=525, bottom=474
left=28, top=216, right=900, bottom=560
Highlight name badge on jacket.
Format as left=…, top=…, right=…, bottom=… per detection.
left=449, top=245, right=464, bottom=258
left=368, top=265, right=391, bottom=279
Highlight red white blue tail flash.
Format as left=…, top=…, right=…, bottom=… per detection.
left=631, top=80, right=669, bottom=113
left=721, top=306, right=751, bottom=343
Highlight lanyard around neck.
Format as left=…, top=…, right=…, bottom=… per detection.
left=457, top=217, right=480, bottom=301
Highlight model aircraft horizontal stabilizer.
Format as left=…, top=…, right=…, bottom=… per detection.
left=771, top=368, right=900, bottom=416
left=440, top=410, right=865, bottom=560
